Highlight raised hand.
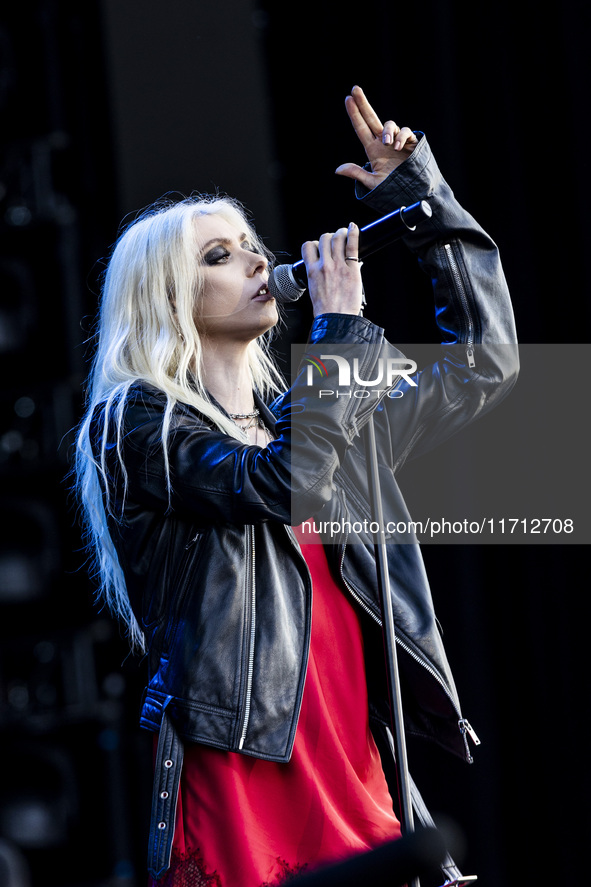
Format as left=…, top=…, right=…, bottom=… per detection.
left=335, top=86, right=418, bottom=191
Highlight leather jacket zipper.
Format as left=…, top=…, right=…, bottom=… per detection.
left=238, top=525, right=256, bottom=750
left=338, top=542, right=480, bottom=762
left=282, top=524, right=314, bottom=740
left=185, top=531, right=201, bottom=549
left=339, top=543, right=380, bottom=624
left=443, top=242, right=475, bottom=368
left=459, top=718, right=481, bottom=757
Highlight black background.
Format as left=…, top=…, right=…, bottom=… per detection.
left=1, top=2, right=589, bottom=885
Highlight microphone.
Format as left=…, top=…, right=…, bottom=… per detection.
left=268, top=199, right=432, bottom=303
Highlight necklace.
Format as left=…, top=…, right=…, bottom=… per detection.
left=228, top=408, right=273, bottom=446
left=229, top=409, right=259, bottom=433
left=229, top=409, right=259, bottom=421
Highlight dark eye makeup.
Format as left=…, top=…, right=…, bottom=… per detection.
left=203, top=246, right=230, bottom=265
left=202, top=240, right=261, bottom=266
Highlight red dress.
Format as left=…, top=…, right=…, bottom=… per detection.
left=152, top=524, right=401, bottom=887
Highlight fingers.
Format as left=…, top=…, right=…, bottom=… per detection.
left=302, top=224, right=362, bottom=317
left=301, top=239, right=320, bottom=266
left=344, top=86, right=384, bottom=144
left=385, top=124, right=417, bottom=151
left=339, top=86, right=418, bottom=190
left=335, top=162, right=376, bottom=190
left=303, top=225, right=359, bottom=265
left=347, top=85, right=416, bottom=149
left=319, top=228, right=347, bottom=262
left=344, top=221, right=359, bottom=259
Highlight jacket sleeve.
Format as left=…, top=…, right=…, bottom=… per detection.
left=355, top=133, right=519, bottom=467
left=97, top=314, right=385, bottom=527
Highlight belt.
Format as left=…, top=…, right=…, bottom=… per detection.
left=147, top=705, right=184, bottom=880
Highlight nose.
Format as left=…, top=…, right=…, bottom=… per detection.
left=246, top=249, right=268, bottom=277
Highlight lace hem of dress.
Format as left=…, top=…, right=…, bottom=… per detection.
left=151, top=848, right=308, bottom=887
left=261, top=857, right=308, bottom=886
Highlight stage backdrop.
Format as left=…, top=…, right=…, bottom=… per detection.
left=0, top=1, right=588, bottom=885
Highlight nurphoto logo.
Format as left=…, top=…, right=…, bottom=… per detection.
left=304, top=354, right=418, bottom=399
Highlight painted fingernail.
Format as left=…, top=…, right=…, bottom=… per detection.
left=383, top=133, right=392, bottom=145
left=394, top=139, right=402, bottom=150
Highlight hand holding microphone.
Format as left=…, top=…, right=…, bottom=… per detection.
left=268, top=200, right=432, bottom=305
left=300, top=222, right=364, bottom=318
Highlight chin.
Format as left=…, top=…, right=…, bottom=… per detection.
left=258, top=303, right=280, bottom=334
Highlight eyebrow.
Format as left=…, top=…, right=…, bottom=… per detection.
left=199, top=232, right=249, bottom=253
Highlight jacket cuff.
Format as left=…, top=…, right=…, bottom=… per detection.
left=309, top=312, right=384, bottom=346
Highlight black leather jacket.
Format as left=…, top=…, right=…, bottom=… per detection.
left=95, top=137, right=518, bottom=873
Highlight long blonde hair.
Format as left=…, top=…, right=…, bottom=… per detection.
left=74, top=195, right=284, bottom=650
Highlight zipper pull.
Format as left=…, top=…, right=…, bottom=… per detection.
left=459, top=718, right=481, bottom=748
left=466, top=346, right=475, bottom=368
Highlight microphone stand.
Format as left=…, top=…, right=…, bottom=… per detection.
left=361, top=404, right=478, bottom=887
left=362, top=414, right=419, bottom=887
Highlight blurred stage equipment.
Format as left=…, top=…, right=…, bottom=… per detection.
left=288, top=828, right=446, bottom=887
left=0, top=839, right=31, bottom=887
left=0, top=5, right=149, bottom=885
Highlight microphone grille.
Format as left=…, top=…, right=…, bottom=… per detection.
left=268, top=264, right=307, bottom=303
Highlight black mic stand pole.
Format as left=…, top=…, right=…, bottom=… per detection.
left=362, top=414, right=419, bottom=887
